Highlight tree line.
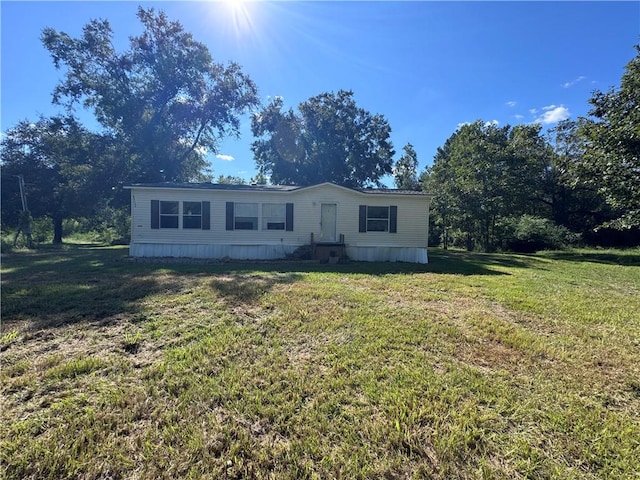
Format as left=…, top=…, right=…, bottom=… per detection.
left=424, top=46, right=639, bottom=251
left=1, top=8, right=638, bottom=250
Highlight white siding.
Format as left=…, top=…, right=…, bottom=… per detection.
left=129, top=184, right=430, bottom=262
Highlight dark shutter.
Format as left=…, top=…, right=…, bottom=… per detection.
left=202, top=201, right=210, bottom=230
left=389, top=205, right=398, bottom=233
left=225, top=202, right=234, bottom=230
left=286, top=203, right=294, bottom=231
left=151, top=200, right=159, bottom=229
left=359, top=205, right=367, bottom=232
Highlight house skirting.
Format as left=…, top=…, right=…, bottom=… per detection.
left=129, top=243, right=300, bottom=260
left=345, top=246, right=428, bottom=264
left=129, top=243, right=428, bottom=264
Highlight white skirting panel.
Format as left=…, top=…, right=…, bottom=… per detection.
left=130, top=243, right=428, bottom=264
left=346, top=246, right=428, bottom=264
left=129, top=243, right=299, bottom=260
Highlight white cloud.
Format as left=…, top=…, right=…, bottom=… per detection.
left=506, top=101, right=517, bottom=107
left=216, top=154, right=235, bottom=162
left=514, top=114, right=524, bottom=120
left=529, top=108, right=538, bottom=115
left=562, top=76, right=586, bottom=88
left=534, top=105, right=570, bottom=124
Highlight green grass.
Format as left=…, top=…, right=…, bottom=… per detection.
left=1, top=245, right=639, bottom=479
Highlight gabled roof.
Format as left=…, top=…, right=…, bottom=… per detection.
left=126, top=181, right=431, bottom=196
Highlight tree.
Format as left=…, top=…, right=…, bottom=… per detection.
left=0, top=116, right=119, bottom=244
left=428, top=121, right=510, bottom=251
left=250, top=172, right=269, bottom=185
left=393, top=143, right=420, bottom=190
left=216, top=175, right=246, bottom=185
left=572, top=45, right=640, bottom=228
left=251, top=90, right=394, bottom=187
left=42, top=7, right=259, bottom=184
left=548, top=120, right=614, bottom=232
left=427, top=121, right=556, bottom=251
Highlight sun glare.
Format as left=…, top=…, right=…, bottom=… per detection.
left=222, top=0, right=255, bottom=38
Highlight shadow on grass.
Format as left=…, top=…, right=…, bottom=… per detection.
left=540, top=250, right=640, bottom=266
left=209, top=272, right=302, bottom=305
left=1, top=245, right=307, bottom=331
left=1, top=245, right=204, bottom=331
left=1, top=244, right=551, bottom=332
left=426, top=249, right=546, bottom=275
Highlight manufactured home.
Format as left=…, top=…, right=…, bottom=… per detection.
left=126, top=182, right=431, bottom=263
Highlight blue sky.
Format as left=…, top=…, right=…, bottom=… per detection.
left=2, top=1, right=639, bottom=184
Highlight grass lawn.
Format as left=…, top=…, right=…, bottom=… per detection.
left=1, top=245, right=639, bottom=479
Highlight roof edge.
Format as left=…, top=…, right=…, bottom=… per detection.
left=124, top=181, right=432, bottom=196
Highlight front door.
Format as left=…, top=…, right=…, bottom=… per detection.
left=320, top=203, right=337, bottom=242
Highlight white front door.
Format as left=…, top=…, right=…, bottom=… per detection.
left=320, top=203, right=337, bottom=242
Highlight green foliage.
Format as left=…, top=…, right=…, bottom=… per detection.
left=0, top=116, right=114, bottom=244
left=31, top=217, right=54, bottom=244
left=569, top=45, right=640, bottom=228
left=547, top=120, right=614, bottom=232
left=426, top=122, right=554, bottom=251
left=251, top=90, right=395, bottom=187
left=41, top=7, right=259, bottom=184
left=76, top=205, right=131, bottom=244
left=393, top=143, right=420, bottom=190
left=2, top=8, right=258, bottom=245
left=498, top=215, right=579, bottom=252
left=427, top=46, right=640, bottom=250
left=216, top=175, right=247, bottom=185
left=0, top=237, right=13, bottom=254
left=250, top=171, right=269, bottom=185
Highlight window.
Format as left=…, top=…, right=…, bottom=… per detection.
left=160, top=201, right=179, bottom=228
left=359, top=205, right=397, bottom=233
left=234, top=203, right=258, bottom=230
left=151, top=200, right=209, bottom=230
left=226, top=202, right=294, bottom=231
left=183, top=201, right=202, bottom=229
left=262, top=203, right=286, bottom=230
left=367, top=206, right=390, bottom=232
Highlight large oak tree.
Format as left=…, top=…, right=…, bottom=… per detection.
left=42, top=7, right=259, bottom=183
left=251, top=90, right=394, bottom=187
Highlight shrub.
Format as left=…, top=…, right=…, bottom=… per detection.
left=31, top=217, right=53, bottom=244
left=499, top=215, right=579, bottom=253
left=1, top=236, right=13, bottom=253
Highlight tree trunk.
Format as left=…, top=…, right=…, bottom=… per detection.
left=53, top=216, right=63, bottom=245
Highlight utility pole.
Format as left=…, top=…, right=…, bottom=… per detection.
left=13, top=175, right=33, bottom=248
left=16, top=175, right=28, bottom=212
